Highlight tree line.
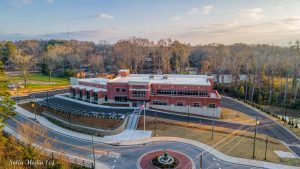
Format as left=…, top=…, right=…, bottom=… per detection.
left=0, top=38, right=299, bottom=108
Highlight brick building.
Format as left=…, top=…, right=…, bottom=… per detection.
left=69, top=69, right=222, bottom=118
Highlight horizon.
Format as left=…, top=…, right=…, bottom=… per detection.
left=1, top=0, right=300, bottom=45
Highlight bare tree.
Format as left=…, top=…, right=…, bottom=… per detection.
left=44, top=45, right=70, bottom=82
left=87, top=54, right=104, bottom=74
left=10, top=50, right=34, bottom=86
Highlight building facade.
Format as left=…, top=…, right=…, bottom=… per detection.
left=69, top=69, right=222, bottom=118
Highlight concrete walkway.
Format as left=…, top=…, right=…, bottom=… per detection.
left=14, top=105, right=152, bottom=143
left=120, top=137, right=299, bottom=169
left=3, top=125, right=110, bottom=169
left=14, top=105, right=299, bottom=169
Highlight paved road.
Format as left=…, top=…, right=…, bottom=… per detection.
left=6, top=114, right=261, bottom=169
left=221, top=97, right=300, bottom=157
left=11, top=90, right=300, bottom=166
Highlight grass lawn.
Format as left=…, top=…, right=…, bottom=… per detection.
left=138, top=117, right=300, bottom=166
left=221, top=108, right=255, bottom=125
left=8, top=73, right=69, bottom=96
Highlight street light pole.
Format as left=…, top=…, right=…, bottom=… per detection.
left=154, top=111, right=157, bottom=136
left=143, top=101, right=146, bottom=132
left=211, top=113, right=214, bottom=140
left=200, top=154, right=203, bottom=169
left=264, top=137, right=268, bottom=160
left=34, top=95, right=37, bottom=121
left=188, top=105, right=190, bottom=124
left=252, top=117, right=258, bottom=159
left=92, top=135, right=96, bottom=169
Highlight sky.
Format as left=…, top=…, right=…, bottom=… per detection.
left=1, top=0, right=300, bottom=45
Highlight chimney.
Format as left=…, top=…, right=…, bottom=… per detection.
left=119, top=69, right=130, bottom=77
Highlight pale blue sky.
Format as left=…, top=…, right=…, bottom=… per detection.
left=1, top=0, right=300, bottom=45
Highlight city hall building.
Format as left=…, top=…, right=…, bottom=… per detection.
left=69, top=70, right=222, bottom=118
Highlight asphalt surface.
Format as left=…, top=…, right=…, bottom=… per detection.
left=221, top=97, right=300, bottom=158
left=7, top=90, right=300, bottom=168
left=6, top=114, right=261, bottom=169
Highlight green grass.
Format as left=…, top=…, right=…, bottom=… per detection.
left=9, top=73, right=69, bottom=84
left=8, top=73, right=69, bottom=93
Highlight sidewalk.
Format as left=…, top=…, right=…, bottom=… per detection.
left=14, top=105, right=298, bottom=169
left=14, top=105, right=152, bottom=143
left=222, top=96, right=300, bottom=142
left=3, top=125, right=110, bottom=169
left=120, top=137, right=299, bottom=169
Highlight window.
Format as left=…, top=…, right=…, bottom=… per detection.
left=93, top=93, right=98, bottom=101
left=208, top=103, right=216, bottom=108
left=86, top=91, right=90, bottom=99
left=116, top=88, right=120, bottom=92
left=104, top=95, right=108, bottom=101
left=176, top=102, right=183, bottom=106
left=193, top=103, right=200, bottom=107
left=79, top=90, right=82, bottom=98
left=72, top=89, right=76, bottom=96
left=155, top=90, right=208, bottom=96
left=115, top=96, right=128, bottom=102
left=132, top=91, right=146, bottom=97
left=152, top=100, right=167, bottom=105
left=122, top=88, right=126, bottom=92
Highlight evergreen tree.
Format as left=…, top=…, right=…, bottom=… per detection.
left=0, top=61, right=15, bottom=130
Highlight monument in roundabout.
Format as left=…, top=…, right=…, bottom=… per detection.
left=139, top=148, right=194, bottom=169
left=151, top=148, right=179, bottom=168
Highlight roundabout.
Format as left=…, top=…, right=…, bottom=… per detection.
left=138, top=149, right=195, bottom=169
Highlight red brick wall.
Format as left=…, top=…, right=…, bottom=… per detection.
left=107, top=83, right=129, bottom=100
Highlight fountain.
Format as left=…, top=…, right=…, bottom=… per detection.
left=157, top=148, right=175, bottom=165
left=151, top=148, right=179, bottom=168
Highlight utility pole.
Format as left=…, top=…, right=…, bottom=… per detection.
left=188, top=105, right=190, bottom=124
left=154, top=111, right=157, bottom=136
left=199, top=154, right=203, bottom=169
left=211, top=113, right=215, bottom=140
left=264, top=137, right=268, bottom=160
left=47, top=91, right=49, bottom=108
left=34, top=95, right=37, bottom=121
left=92, top=135, right=96, bottom=169
left=252, top=117, right=258, bottom=159
left=143, top=101, right=146, bottom=132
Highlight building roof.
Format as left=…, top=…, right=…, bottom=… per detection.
left=78, top=78, right=108, bottom=85
left=109, top=74, right=212, bottom=86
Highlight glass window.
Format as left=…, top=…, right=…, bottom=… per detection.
left=115, top=96, right=128, bottom=102
left=193, top=103, right=200, bottom=107
left=93, top=93, right=98, bottom=101
left=152, top=100, right=167, bottom=105
left=132, top=91, right=146, bottom=98
left=208, top=103, right=216, bottom=108
left=176, top=102, right=183, bottom=106
left=122, top=88, right=126, bottom=92
left=116, top=88, right=120, bottom=92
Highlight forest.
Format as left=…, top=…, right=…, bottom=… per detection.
left=0, top=38, right=299, bottom=109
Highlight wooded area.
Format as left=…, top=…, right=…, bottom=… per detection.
left=0, top=38, right=299, bottom=109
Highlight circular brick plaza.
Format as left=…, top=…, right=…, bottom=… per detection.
left=138, top=149, right=195, bottom=169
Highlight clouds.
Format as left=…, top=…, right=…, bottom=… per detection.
left=201, top=5, right=213, bottom=15
left=91, top=13, right=114, bottom=20
left=241, top=8, right=264, bottom=20
left=187, top=8, right=199, bottom=15
left=172, top=5, right=213, bottom=21
left=171, top=16, right=182, bottom=20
